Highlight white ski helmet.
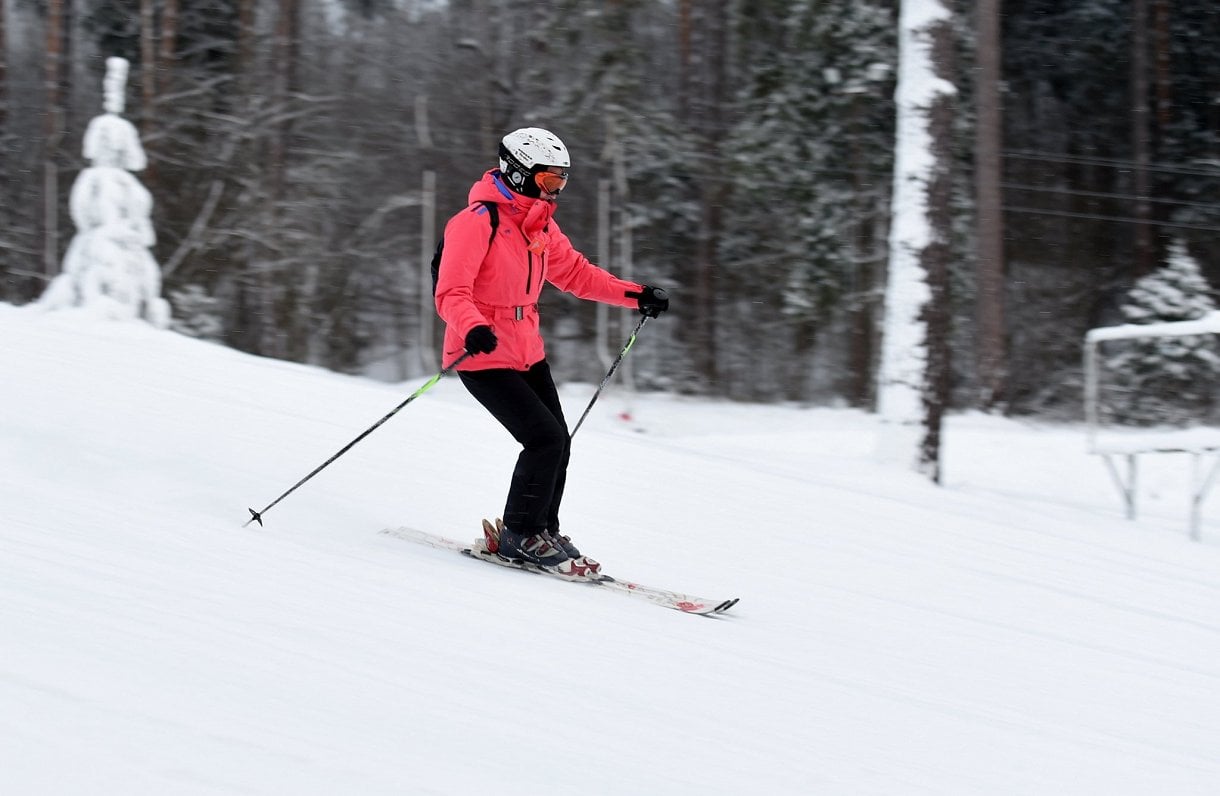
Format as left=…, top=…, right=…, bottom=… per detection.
left=498, top=127, right=570, bottom=197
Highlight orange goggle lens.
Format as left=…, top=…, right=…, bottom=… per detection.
left=535, top=170, right=569, bottom=196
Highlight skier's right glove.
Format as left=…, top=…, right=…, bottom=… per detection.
left=627, top=285, right=670, bottom=318
left=465, top=325, right=498, bottom=355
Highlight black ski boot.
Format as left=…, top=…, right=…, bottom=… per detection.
left=497, top=524, right=570, bottom=569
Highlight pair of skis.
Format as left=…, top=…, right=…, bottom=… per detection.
left=381, top=525, right=738, bottom=617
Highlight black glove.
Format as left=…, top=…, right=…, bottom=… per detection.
left=464, top=325, right=498, bottom=355
left=627, top=285, right=669, bottom=318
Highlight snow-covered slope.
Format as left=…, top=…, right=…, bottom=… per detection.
left=3, top=305, right=1220, bottom=795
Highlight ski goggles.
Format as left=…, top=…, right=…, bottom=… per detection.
left=534, top=169, right=569, bottom=196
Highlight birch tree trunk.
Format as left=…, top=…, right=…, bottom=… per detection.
left=876, top=0, right=956, bottom=482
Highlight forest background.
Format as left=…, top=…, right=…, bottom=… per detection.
left=2, top=0, right=1218, bottom=416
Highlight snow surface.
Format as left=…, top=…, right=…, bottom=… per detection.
left=4, top=305, right=1220, bottom=794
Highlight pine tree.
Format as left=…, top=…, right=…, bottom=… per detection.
left=1104, top=240, right=1220, bottom=426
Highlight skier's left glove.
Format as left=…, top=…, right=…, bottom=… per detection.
left=627, top=285, right=669, bottom=318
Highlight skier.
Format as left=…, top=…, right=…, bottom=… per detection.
left=434, top=127, right=669, bottom=577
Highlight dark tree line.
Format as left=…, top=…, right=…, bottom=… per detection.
left=999, top=0, right=1220, bottom=414
left=1, top=0, right=1217, bottom=416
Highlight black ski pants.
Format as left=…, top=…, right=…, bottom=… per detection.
left=458, top=360, right=570, bottom=535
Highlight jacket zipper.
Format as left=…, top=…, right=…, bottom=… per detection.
left=526, top=253, right=533, bottom=296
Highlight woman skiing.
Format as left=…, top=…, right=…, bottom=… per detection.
left=434, top=127, right=669, bottom=577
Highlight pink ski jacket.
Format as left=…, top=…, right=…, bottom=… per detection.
left=435, top=170, right=643, bottom=371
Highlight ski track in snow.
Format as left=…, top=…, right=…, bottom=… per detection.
left=3, top=304, right=1220, bottom=794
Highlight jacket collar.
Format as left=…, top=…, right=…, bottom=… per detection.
left=471, top=170, right=555, bottom=237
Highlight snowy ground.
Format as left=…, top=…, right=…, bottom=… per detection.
left=3, top=304, right=1220, bottom=795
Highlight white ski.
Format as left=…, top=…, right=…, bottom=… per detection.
left=381, top=526, right=738, bottom=616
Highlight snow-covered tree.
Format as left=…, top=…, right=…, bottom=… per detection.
left=1122, top=241, right=1216, bottom=325
left=723, top=0, right=895, bottom=402
left=39, top=57, right=170, bottom=328
left=876, top=0, right=956, bottom=481
left=1103, top=240, right=1220, bottom=426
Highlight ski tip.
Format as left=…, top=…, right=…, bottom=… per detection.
left=244, top=508, right=263, bottom=528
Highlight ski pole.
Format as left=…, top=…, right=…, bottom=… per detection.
left=570, top=314, right=650, bottom=439
left=244, top=351, right=472, bottom=527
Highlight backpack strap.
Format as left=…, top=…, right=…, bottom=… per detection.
left=476, top=200, right=499, bottom=245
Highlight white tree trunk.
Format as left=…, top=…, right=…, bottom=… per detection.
left=876, top=0, right=956, bottom=478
